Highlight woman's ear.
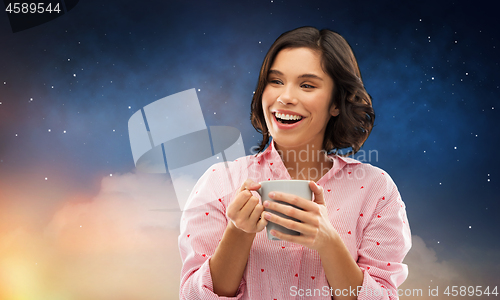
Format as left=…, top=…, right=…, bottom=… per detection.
left=330, top=104, right=340, bottom=117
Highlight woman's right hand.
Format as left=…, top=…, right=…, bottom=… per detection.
left=226, top=179, right=268, bottom=233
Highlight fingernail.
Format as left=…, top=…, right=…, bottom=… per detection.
left=269, top=192, right=275, bottom=198
left=263, top=201, right=270, bottom=207
left=264, top=212, right=272, bottom=220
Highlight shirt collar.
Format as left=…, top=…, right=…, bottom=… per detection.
left=334, top=153, right=361, bottom=165
left=254, top=139, right=361, bottom=182
left=252, top=139, right=283, bottom=174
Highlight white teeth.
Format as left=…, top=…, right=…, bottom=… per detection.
left=275, top=112, right=303, bottom=120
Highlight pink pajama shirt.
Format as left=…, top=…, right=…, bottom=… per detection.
left=179, top=140, right=411, bottom=299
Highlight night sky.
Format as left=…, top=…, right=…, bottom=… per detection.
left=0, top=0, right=499, bottom=298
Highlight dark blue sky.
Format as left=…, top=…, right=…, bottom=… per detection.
left=1, top=0, right=499, bottom=291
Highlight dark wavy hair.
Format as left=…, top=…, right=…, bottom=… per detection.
left=250, top=26, right=375, bottom=156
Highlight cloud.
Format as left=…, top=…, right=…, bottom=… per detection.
left=0, top=171, right=187, bottom=300
left=401, top=236, right=461, bottom=290
left=399, top=235, right=495, bottom=299
left=42, top=171, right=185, bottom=251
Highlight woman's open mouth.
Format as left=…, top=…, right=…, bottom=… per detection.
left=272, top=112, right=305, bottom=129
left=273, top=112, right=303, bottom=124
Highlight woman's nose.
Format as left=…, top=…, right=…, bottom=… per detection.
left=277, top=87, right=297, bottom=105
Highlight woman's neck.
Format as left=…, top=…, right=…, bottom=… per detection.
left=274, top=142, right=333, bottom=182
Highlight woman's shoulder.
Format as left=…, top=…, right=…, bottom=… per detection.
left=331, top=155, right=404, bottom=215
left=333, top=154, right=399, bottom=190
left=208, top=152, right=259, bottom=173
left=202, top=152, right=262, bottom=189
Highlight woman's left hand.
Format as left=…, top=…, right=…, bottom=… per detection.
left=263, top=181, right=339, bottom=252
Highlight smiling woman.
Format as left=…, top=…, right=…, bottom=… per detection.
left=260, top=47, right=337, bottom=171
left=251, top=27, right=375, bottom=157
left=178, top=26, right=411, bottom=300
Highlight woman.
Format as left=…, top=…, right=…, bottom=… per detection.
left=179, top=26, right=411, bottom=299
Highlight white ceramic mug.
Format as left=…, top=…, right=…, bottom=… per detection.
left=258, top=180, right=312, bottom=240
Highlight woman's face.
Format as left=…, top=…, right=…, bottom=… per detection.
left=262, top=47, right=339, bottom=152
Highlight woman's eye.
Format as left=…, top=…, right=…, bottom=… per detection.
left=301, top=84, right=315, bottom=89
left=269, top=79, right=282, bottom=85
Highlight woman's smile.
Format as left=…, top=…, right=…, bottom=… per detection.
left=272, top=110, right=305, bottom=128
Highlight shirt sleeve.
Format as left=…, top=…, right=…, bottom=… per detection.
left=178, top=163, right=246, bottom=299
left=356, top=173, right=412, bottom=300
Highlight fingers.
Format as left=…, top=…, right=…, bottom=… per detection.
left=230, top=179, right=261, bottom=213
left=263, top=211, right=315, bottom=236
left=309, top=181, right=325, bottom=205
left=229, top=197, right=266, bottom=233
left=228, top=190, right=251, bottom=213
left=249, top=203, right=266, bottom=228
left=227, top=179, right=266, bottom=233
left=264, top=182, right=325, bottom=209
left=239, top=195, right=260, bottom=218
left=263, top=199, right=310, bottom=223
left=255, top=210, right=269, bottom=231
left=268, top=228, right=301, bottom=244
left=238, top=178, right=261, bottom=193
left=266, top=191, right=317, bottom=212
